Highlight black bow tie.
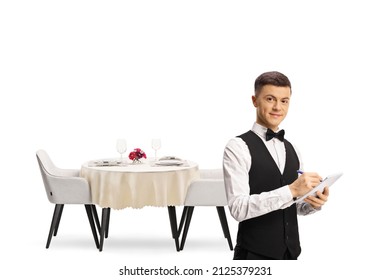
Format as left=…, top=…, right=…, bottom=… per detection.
left=266, top=128, right=285, bottom=141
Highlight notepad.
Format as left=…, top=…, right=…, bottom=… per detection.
left=295, top=172, right=343, bottom=203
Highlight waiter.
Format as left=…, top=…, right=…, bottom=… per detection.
left=223, top=71, right=329, bottom=260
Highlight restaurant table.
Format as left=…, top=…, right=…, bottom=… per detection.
left=80, top=158, right=199, bottom=251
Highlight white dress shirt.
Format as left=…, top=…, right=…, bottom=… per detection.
left=223, top=123, right=317, bottom=222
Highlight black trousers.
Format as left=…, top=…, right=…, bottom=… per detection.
left=233, top=246, right=297, bottom=260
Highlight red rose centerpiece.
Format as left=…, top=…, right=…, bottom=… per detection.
left=129, top=148, right=147, bottom=163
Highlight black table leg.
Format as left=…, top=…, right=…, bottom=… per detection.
left=167, top=206, right=180, bottom=251
left=105, top=207, right=111, bottom=238
left=99, top=207, right=110, bottom=252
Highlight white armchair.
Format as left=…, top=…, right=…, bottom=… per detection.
left=36, top=149, right=100, bottom=249
left=178, top=169, right=233, bottom=250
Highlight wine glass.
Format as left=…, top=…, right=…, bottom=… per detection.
left=116, top=139, right=127, bottom=162
left=151, top=138, right=161, bottom=160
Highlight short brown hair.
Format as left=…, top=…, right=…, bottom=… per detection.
left=254, top=71, right=291, bottom=96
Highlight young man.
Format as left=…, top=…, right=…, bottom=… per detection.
left=223, top=71, right=329, bottom=260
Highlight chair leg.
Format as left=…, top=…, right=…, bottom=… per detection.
left=216, top=206, right=233, bottom=250
left=179, top=206, right=194, bottom=250
left=85, top=205, right=100, bottom=249
left=46, top=204, right=63, bottom=248
left=178, top=206, right=189, bottom=236
left=53, top=204, right=64, bottom=236
left=91, top=205, right=100, bottom=233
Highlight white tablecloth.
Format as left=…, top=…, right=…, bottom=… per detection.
left=80, top=159, right=199, bottom=209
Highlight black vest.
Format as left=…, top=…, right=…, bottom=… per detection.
left=237, top=130, right=301, bottom=259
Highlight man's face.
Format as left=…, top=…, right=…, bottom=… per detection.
left=252, top=85, right=291, bottom=131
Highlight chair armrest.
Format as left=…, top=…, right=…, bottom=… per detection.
left=185, top=179, right=228, bottom=206
left=56, top=168, right=80, bottom=177
left=44, top=174, right=92, bottom=204
left=199, top=169, right=223, bottom=180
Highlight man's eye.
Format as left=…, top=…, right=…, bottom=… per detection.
left=266, top=97, right=274, bottom=102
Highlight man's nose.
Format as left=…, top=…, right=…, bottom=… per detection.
left=273, top=101, right=282, bottom=110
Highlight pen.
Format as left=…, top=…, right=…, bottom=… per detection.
left=297, top=170, right=323, bottom=182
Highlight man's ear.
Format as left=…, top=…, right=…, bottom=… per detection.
left=251, top=95, right=257, bottom=107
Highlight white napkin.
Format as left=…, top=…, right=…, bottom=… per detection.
left=154, top=160, right=184, bottom=166
left=154, top=156, right=185, bottom=166
left=89, top=160, right=122, bottom=167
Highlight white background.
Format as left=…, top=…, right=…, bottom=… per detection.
left=1, top=0, right=389, bottom=279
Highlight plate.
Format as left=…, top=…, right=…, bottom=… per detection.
left=154, top=160, right=184, bottom=166
left=89, top=160, right=122, bottom=167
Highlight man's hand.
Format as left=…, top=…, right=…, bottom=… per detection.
left=304, top=187, right=329, bottom=209
left=289, top=172, right=322, bottom=198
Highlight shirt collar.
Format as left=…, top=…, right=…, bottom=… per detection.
left=251, top=122, right=283, bottom=140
